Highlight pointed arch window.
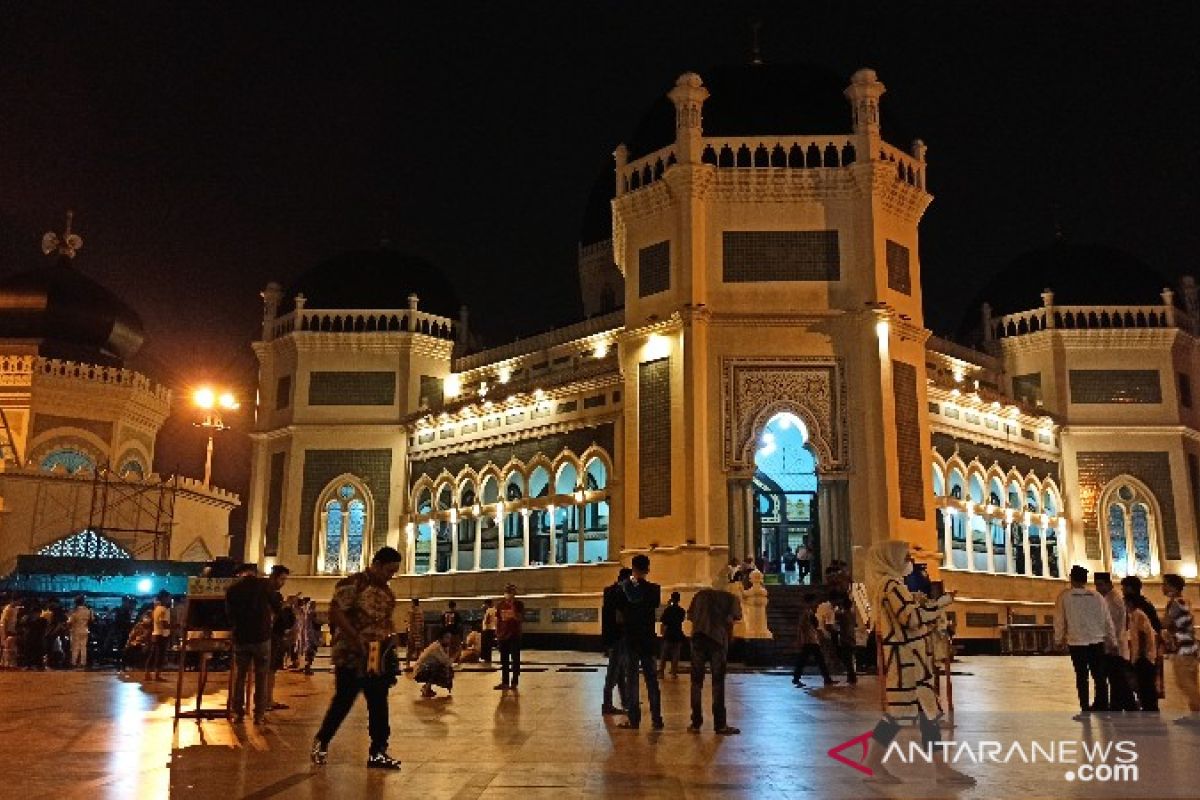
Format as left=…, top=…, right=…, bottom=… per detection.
left=1102, top=480, right=1160, bottom=579
left=316, top=478, right=371, bottom=575
left=41, top=448, right=96, bottom=475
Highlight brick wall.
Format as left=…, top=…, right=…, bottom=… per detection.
left=1075, top=451, right=1178, bottom=559
left=638, top=241, right=670, bottom=297
left=892, top=360, right=925, bottom=520
left=638, top=358, right=671, bottom=518
left=308, top=371, right=396, bottom=406
left=299, top=449, right=393, bottom=555
left=722, top=231, right=840, bottom=282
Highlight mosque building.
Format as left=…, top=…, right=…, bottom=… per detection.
left=0, top=214, right=239, bottom=575
left=245, top=63, right=1200, bottom=648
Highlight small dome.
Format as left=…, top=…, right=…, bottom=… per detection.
left=0, top=256, right=145, bottom=365
left=285, top=245, right=461, bottom=318
left=957, top=240, right=1176, bottom=342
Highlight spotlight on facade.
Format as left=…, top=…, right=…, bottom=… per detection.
left=194, top=387, right=215, bottom=409
left=1183, top=563, right=1199, bottom=579
left=498, top=366, right=511, bottom=384
left=445, top=374, right=462, bottom=399
left=218, top=392, right=239, bottom=410
left=875, top=319, right=890, bottom=340
left=645, top=334, right=671, bottom=360
left=593, top=340, right=609, bottom=359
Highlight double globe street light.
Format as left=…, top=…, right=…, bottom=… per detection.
left=193, top=387, right=239, bottom=487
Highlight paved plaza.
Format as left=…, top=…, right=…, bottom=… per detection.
left=1, top=653, right=1199, bottom=799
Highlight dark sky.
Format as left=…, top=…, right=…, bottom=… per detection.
left=1, top=2, right=1196, bottom=552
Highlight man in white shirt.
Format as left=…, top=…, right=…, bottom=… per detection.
left=68, top=596, right=93, bottom=669
left=1095, top=572, right=1136, bottom=712
left=481, top=600, right=497, bottom=664
left=1054, top=565, right=1116, bottom=718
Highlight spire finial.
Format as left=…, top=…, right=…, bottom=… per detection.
left=41, top=210, right=84, bottom=259
left=749, top=19, right=764, bottom=66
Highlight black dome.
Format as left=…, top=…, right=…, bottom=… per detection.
left=285, top=246, right=461, bottom=318
left=582, top=62, right=913, bottom=245
left=957, top=241, right=1176, bottom=342
left=0, top=257, right=145, bottom=365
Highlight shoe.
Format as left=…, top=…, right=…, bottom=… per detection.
left=823, top=679, right=840, bottom=687
left=601, top=704, right=623, bottom=715
left=651, top=719, right=665, bottom=730
left=616, top=720, right=639, bottom=730
left=715, top=725, right=741, bottom=735
left=231, top=713, right=244, bottom=723
left=793, top=681, right=807, bottom=688
left=687, top=723, right=701, bottom=733
left=367, top=751, right=402, bottom=770
left=310, top=739, right=327, bottom=766
left=1072, top=712, right=1091, bottom=721
left=254, top=715, right=269, bottom=725
left=494, top=683, right=509, bottom=690
left=270, top=702, right=290, bottom=710
left=420, top=686, right=435, bottom=698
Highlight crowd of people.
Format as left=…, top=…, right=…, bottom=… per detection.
left=0, top=593, right=149, bottom=671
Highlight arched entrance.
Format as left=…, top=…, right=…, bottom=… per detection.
left=752, top=411, right=819, bottom=584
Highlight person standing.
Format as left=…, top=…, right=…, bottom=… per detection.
left=225, top=564, right=281, bottom=724
left=440, top=601, right=464, bottom=661
left=111, top=597, right=135, bottom=671
left=1094, top=572, right=1135, bottom=712
left=657, top=591, right=686, bottom=679
left=796, top=538, right=811, bottom=585
left=312, top=547, right=403, bottom=770
left=1, top=595, right=21, bottom=668
left=404, top=598, right=425, bottom=671
left=1122, top=576, right=1164, bottom=706
left=859, top=541, right=972, bottom=785
left=143, top=591, right=173, bottom=682
left=615, top=554, right=663, bottom=730
left=481, top=599, right=497, bottom=664
left=601, top=568, right=631, bottom=714
left=793, top=596, right=834, bottom=688
left=686, top=576, right=742, bottom=734
left=265, top=565, right=292, bottom=712
left=494, top=583, right=525, bottom=691
left=1053, top=565, right=1116, bottom=719
left=834, top=595, right=858, bottom=685
left=68, top=596, right=93, bottom=669
left=1125, top=592, right=1159, bottom=712
left=1162, top=573, right=1200, bottom=724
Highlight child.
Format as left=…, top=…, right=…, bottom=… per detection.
left=404, top=598, right=425, bottom=671
left=414, top=631, right=454, bottom=698
left=457, top=626, right=482, bottom=664
left=1126, top=593, right=1158, bottom=712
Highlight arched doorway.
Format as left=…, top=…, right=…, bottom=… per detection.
left=752, top=411, right=819, bottom=584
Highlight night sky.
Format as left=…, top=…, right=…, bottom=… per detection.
left=1, top=3, right=1196, bottom=553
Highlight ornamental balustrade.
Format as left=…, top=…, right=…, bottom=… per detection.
left=0, top=356, right=169, bottom=400
left=989, top=303, right=1191, bottom=340
left=269, top=308, right=457, bottom=340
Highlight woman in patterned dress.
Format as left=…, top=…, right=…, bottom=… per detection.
left=861, top=540, right=974, bottom=785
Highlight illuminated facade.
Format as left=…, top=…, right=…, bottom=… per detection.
left=245, top=65, right=1200, bottom=642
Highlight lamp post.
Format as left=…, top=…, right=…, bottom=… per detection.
left=193, top=387, right=239, bottom=487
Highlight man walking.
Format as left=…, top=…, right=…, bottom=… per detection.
left=1094, top=572, right=1135, bottom=711
left=686, top=576, right=742, bottom=735
left=615, top=554, right=663, bottom=730
left=1053, top=565, right=1115, bottom=719
left=793, top=595, right=835, bottom=688
left=601, top=567, right=631, bottom=714
left=1163, top=573, right=1200, bottom=724
left=226, top=563, right=281, bottom=724
left=657, top=591, right=686, bottom=678
left=481, top=599, right=497, bottom=664
left=312, top=547, right=403, bottom=769
left=68, top=595, right=93, bottom=669
left=494, top=583, right=524, bottom=692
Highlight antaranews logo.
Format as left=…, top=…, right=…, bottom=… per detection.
left=827, top=732, right=1139, bottom=783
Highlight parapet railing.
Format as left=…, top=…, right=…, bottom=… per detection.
left=990, top=303, right=1192, bottom=340
left=617, top=135, right=925, bottom=195
left=454, top=310, right=624, bottom=374
left=269, top=308, right=457, bottom=341
left=0, top=356, right=169, bottom=400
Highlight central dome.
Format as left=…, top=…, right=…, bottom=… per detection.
left=285, top=245, right=461, bottom=319
left=0, top=256, right=145, bottom=365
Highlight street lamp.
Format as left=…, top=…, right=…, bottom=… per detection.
left=194, top=387, right=239, bottom=487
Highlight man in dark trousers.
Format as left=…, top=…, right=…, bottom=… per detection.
left=615, top=554, right=663, bottom=730
left=265, top=564, right=292, bottom=711
left=601, top=567, right=631, bottom=715
left=312, top=547, right=403, bottom=770
left=687, top=576, right=742, bottom=734
left=225, top=563, right=282, bottom=724
left=441, top=600, right=464, bottom=661
left=657, top=591, right=686, bottom=678
left=1122, top=575, right=1163, bottom=711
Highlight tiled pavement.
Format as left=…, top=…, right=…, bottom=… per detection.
left=1, top=652, right=1198, bottom=799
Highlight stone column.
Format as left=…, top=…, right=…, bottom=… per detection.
left=1021, top=519, right=1033, bottom=577
left=985, top=515, right=996, bottom=573
left=497, top=511, right=507, bottom=570
left=521, top=508, right=531, bottom=567
left=942, top=510, right=954, bottom=569
left=473, top=515, right=483, bottom=571
left=450, top=513, right=459, bottom=572
left=547, top=506, right=557, bottom=566
left=964, top=511, right=976, bottom=572
left=818, top=478, right=851, bottom=573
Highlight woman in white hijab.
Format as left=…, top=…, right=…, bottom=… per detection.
left=861, top=540, right=973, bottom=785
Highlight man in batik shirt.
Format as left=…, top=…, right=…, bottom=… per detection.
left=311, top=547, right=403, bottom=770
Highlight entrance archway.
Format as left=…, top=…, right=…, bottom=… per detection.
left=752, top=411, right=819, bottom=585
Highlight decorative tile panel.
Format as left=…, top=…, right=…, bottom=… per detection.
left=639, top=358, right=672, bottom=518
left=265, top=451, right=286, bottom=557
left=299, top=449, right=392, bottom=556
left=885, top=240, right=911, bottom=295
left=638, top=241, right=670, bottom=297
left=309, top=371, right=396, bottom=406
left=1076, top=451, right=1178, bottom=560
left=1069, top=370, right=1162, bottom=404
left=892, top=360, right=925, bottom=520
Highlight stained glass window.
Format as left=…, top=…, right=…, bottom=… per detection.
left=1108, top=504, right=1127, bottom=573
left=324, top=500, right=343, bottom=574
left=120, top=460, right=145, bottom=478
left=1131, top=504, right=1152, bottom=578
left=347, top=499, right=365, bottom=572
left=41, top=448, right=95, bottom=474
left=39, top=529, right=131, bottom=559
